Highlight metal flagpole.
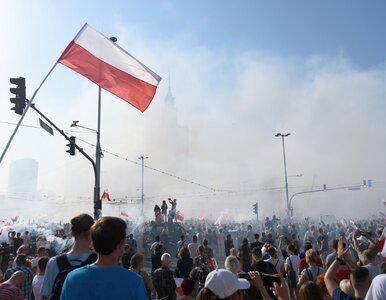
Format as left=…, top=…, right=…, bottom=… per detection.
left=0, top=61, right=59, bottom=165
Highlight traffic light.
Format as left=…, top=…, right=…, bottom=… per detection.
left=253, top=203, right=258, bottom=214
left=66, top=136, right=76, bottom=156
left=10, top=77, right=26, bottom=115
left=323, top=184, right=327, bottom=191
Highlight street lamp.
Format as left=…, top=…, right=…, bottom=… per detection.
left=275, top=132, right=291, bottom=220
left=138, top=156, right=148, bottom=216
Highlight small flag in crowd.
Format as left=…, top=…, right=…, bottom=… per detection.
left=11, top=216, right=19, bottom=223
left=58, top=23, right=161, bottom=112
left=349, top=220, right=358, bottom=230
left=214, top=216, right=222, bottom=226
left=120, top=211, right=129, bottom=217
left=176, top=211, right=184, bottom=222
left=101, top=191, right=111, bottom=201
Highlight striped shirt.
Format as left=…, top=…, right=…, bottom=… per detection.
left=4, top=266, right=33, bottom=300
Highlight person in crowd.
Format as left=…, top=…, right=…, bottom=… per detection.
left=325, top=239, right=371, bottom=300
left=150, top=235, right=161, bottom=254
left=216, top=228, right=226, bottom=259
left=224, top=255, right=241, bottom=275
left=153, top=253, right=177, bottom=300
left=230, top=247, right=238, bottom=258
left=246, top=224, right=255, bottom=243
left=177, top=277, right=195, bottom=300
left=161, top=200, right=168, bottom=222
left=297, top=249, right=325, bottom=288
left=249, top=247, right=277, bottom=275
left=151, top=243, right=164, bottom=275
left=121, top=244, right=133, bottom=269
left=31, top=247, right=49, bottom=275
left=317, top=228, right=329, bottom=265
left=0, top=271, right=25, bottom=300
left=60, top=216, right=148, bottom=299
left=365, top=273, right=386, bottom=300
left=188, top=235, right=198, bottom=259
left=7, top=231, right=16, bottom=254
left=175, top=247, right=194, bottom=279
left=339, top=279, right=355, bottom=298
left=4, top=254, right=33, bottom=300
left=130, top=253, right=154, bottom=299
left=298, top=243, right=323, bottom=274
left=196, top=269, right=250, bottom=300
left=298, top=281, right=323, bottom=300
left=13, top=233, right=24, bottom=256
left=41, top=213, right=96, bottom=299
left=194, top=245, right=209, bottom=269
left=239, top=238, right=252, bottom=272
left=250, top=233, right=264, bottom=250
left=177, top=235, right=186, bottom=256
left=284, top=244, right=300, bottom=300
left=33, top=256, right=49, bottom=300
left=21, top=231, right=30, bottom=248
left=325, top=239, right=340, bottom=269
left=224, top=234, right=234, bottom=257
left=127, top=233, right=138, bottom=253
left=265, top=245, right=285, bottom=274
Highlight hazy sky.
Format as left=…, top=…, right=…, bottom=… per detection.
left=1, top=1, right=386, bottom=221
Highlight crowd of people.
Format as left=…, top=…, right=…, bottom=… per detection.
left=0, top=213, right=385, bottom=299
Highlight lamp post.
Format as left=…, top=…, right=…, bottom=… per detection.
left=275, top=132, right=291, bottom=220
left=138, top=156, right=148, bottom=216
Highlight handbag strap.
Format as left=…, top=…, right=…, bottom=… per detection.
left=288, top=256, right=294, bottom=271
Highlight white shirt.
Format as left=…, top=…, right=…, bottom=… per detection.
left=33, top=274, right=45, bottom=300
left=188, top=242, right=198, bottom=258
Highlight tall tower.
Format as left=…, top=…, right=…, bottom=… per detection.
left=165, top=71, right=175, bottom=106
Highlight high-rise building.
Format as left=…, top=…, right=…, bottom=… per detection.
left=8, top=158, right=38, bottom=198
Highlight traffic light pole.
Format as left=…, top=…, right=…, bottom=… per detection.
left=0, top=62, right=59, bottom=165
left=29, top=103, right=99, bottom=219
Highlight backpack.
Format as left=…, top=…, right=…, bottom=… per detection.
left=286, top=257, right=297, bottom=288
left=49, top=252, right=97, bottom=300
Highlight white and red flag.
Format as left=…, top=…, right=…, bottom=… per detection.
left=214, top=216, right=222, bottom=226
left=101, top=190, right=111, bottom=201
left=176, top=211, right=184, bottom=222
left=59, top=23, right=161, bottom=112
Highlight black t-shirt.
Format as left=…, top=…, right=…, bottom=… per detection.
left=249, top=260, right=277, bottom=286
left=13, top=237, right=24, bottom=251
left=176, top=257, right=193, bottom=278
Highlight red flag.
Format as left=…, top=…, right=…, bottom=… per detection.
left=214, top=216, right=222, bottom=225
left=59, top=23, right=161, bottom=112
left=101, top=191, right=111, bottom=201
left=176, top=211, right=184, bottom=222
left=120, top=211, right=129, bottom=217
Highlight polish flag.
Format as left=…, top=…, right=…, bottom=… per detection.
left=59, top=23, right=161, bottom=112
left=176, top=211, right=184, bottom=222
left=214, top=216, right=222, bottom=226
left=101, top=191, right=111, bottom=201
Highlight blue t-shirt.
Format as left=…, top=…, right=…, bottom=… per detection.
left=332, top=288, right=362, bottom=300
left=60, top=265, right=148, bottom=300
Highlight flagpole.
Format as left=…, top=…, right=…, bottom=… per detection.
left=94, top=86, right=102, bottom=220
left=0, top=61, right=59, bottom=165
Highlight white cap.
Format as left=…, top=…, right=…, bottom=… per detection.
left=205, top=269, right=250, bottom=298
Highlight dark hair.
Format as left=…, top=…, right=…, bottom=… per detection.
left=304, top=242, right=313, bottom=252
left=70, top=214, right=94, bottom=238
left=193, top=235, right=198, bottom=242
left=252, top=247, right=262, bottom=257
left=155, top=235, right=160, bottom=242
left=91, top=217, right=126, bottom=255
left=332, top=239, right=339, bottom=250
left=180, top=247, right=190, bottom=259
left=287, top=244, right=296, bottom=254
left=38, top=256, right=49, bottom=270
left=181, top=277, right=195, bottom=295
left=203, top=239, right=209, bottom=246
left=299, top=281, right=323, bottom=300
left=351, top=267, right=370, bottom=291
left=254, top=233, right=260, bottom=239
left=155, top=244, right=163, bottom=252
left=181, top=235, right=185, bottom=240
left=15, top=254, right=27, bottom=266
left=197, top=287, right=219, bottom=300
left=267, top=246, right=276, bottom=257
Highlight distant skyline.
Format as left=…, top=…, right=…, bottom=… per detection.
left=1, top=1, right=386, bottom=221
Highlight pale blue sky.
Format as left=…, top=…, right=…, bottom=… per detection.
left=1, top=1, right=386, bottom=220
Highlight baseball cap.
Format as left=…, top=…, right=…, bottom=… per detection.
left=205, top=269, right=250, bottom=298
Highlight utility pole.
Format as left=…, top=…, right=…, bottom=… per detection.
left=275, top=133, right=291, bottom=220
left=138, top=156, right=148, bottom=216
